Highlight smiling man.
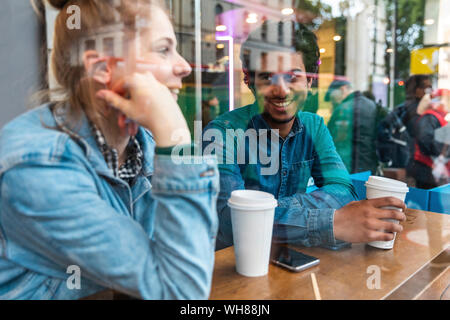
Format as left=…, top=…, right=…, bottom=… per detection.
left=203, top=21, right=406, bottom=250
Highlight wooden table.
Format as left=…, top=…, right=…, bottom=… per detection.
left=210, top=209, right=450, bottom=300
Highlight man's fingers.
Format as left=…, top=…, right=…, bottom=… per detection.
left=374, top=208, right=406, bottom=222
left=368, top=230, right=396, bottom=242
left=369, top=218, right=403, bottom=234
left=370, top=197, right=406, bottom=211
left=96, top=90, right=132, bottom=115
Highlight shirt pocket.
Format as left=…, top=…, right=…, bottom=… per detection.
left=288, top=159, right=314, bottom=193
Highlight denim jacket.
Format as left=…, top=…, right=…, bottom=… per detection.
left=0, top=104, right=219, bottom=300
left=203, top=102, right=357, bottom=250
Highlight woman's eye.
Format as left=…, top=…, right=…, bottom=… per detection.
left=158, top=47, right=170, bottom=55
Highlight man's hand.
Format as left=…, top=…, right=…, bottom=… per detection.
left=333, top=197, right=407, bottom=243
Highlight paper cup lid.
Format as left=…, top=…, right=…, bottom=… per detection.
left=365, top=176, right=409, bottom=193
left=228, top=190, right=278, bottom=211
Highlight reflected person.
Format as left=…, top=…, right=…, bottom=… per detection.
left=202, top=93, right=221, bottom=130
left=411, top=89, right=450, bottom=189
left=398, top=75, right=432, bottom=177
left=326, top=80, right=379, bottom=174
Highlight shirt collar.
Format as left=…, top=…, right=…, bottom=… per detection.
left=90, top=122, right=143, bottom=183
left=52, top=104, right=153, bottom=179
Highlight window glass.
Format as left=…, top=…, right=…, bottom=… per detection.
left=38, top=0, right=450, bottom=195
left=168, top=0, right=449, bottom=192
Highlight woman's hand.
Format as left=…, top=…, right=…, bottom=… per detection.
left=96, top=72, right=191, bottom=147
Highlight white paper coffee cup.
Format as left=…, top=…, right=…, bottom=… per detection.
left=365, top=176, right=409, bottom=249
left=228, top=190, right=278, bottom=277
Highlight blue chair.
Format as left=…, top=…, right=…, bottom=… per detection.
left=349, top=171, right=371, bottom=200
left=405, top=187, right=430, bottom=212
left=428, top=184, right=450, bottom=214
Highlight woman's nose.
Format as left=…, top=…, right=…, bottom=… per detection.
left=173, top=53, right=192, bottom=78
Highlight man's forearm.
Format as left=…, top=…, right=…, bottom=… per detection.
left=274, top=183, right=356, bottom=247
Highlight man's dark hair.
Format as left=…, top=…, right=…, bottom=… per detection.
left=405, top=74, right=430, bottom=99
left=240, top=20, right=320, bottom=87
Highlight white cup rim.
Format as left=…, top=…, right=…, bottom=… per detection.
left=365, top=182, right=409, bottom=193
left=367, top=176, right=407, bottom=187
left=228, top=190, right=278, bottom=210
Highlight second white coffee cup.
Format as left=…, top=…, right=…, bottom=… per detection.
left=365, top=176, right=409, bottom=250
left=228, top=190, right=278, bottom=277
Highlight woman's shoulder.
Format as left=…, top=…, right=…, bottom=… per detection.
left=0, top=104, right=85, bottom=174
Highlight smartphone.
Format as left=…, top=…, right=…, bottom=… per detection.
left=271, top=246, right=320, bottom=272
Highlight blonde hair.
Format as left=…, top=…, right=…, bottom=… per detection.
left=31, top=0, right=166, bottom=131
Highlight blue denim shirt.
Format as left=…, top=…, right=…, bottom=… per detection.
left=0, top=104, right=219, bottom=300
left=203, top=102, right=357, bottom=250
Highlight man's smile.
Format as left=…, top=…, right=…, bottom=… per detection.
left=267, top=98, right=296, bottom=112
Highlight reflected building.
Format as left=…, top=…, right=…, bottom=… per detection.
left=44, top=0, right=389, bottom=117
left=169, top=0, right=294, bottom=65
left=167, top=0, right=389, bottom=116
left=169, top=0, right=295, bottom=110
left=345, top=0, right=388, bottom=106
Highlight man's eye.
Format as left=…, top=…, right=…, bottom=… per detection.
left=259, top=73, right=272, bottom=81
left=290, top=71, right=306, bottom=81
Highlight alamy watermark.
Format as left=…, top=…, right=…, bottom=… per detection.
left=66, top=5, right=81, bottom=30
left=171, top=121, right=281, bottom=175
left=66, top=265, right=81, bottom=290
left=366, top=265, right=381, bottom=290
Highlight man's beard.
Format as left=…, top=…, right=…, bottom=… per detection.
left=262, top=111, right=297, bottom=124
left=262, top=95, right=303, bottom=124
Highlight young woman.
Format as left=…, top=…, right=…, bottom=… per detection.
left=0, top=0, right=218, bottom=299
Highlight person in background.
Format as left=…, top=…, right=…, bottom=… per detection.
left=203, top=21, right=406, bottom=251
left=326, top=80, right=379, bottom=174
left=397, top=75, right=432, bottom=179
left=411, top=89, right=450, bottom=189
left=0, top=0, right=218, bottom=300
left=402, top=74, right=433, bottom=138
left=202, top=93, right=221, bottom=130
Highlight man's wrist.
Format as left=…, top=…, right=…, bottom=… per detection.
left=333, top=208, right=342, bottom=241
left=307, top=208, right=338, bottom=246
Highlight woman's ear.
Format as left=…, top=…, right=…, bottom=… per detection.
left=83, top=50, right=111, bottom=85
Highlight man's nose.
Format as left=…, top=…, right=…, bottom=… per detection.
left=271, top=75, right=290, bottom=97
